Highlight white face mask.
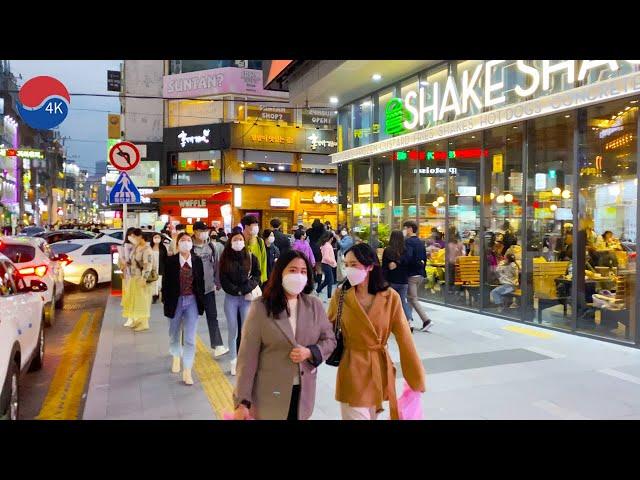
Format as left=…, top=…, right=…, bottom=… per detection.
left=402, top=228, right=408, bottom=237
left=197, top=232, right=209, bottom=241
left=232, top=240, right=245, bottom=252
left=345, top=266, right=369, bottom=286
left=266, top=235, right=275, bottom=245
left=153, top=237, right=161, bottom=244
left=250, top=225, right=259, bottom=236
left=178, top=241, right=192, bottom=253
left=341, top=230, right=347, bottom=236
left=282, top=273, right=308, bottom=295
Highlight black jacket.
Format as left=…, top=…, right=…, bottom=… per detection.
left=382, top=247, right=410, bottom=285
left=154, top=243, right=168, bottom=276
left=220, top=251, right=261, bottom=296
left=405, top=236, right=427, bottom=277
left=162, top=254, right=206, bottom=318
left=265, top=244, right=280, bottom=279
left=273, top=229, right=290, bottom=255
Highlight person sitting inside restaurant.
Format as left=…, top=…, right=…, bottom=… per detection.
left=490, top=253, right=519, bottom=312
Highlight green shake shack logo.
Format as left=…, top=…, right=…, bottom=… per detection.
left=385, top=97, right=409, bottom=136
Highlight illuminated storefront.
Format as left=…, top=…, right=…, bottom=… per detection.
left=333, top=60, right=640, bottom=346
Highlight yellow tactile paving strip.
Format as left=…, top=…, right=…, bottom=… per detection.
left=502, top=325, right=554, bottom=339
left=193, top=336, right=234, bottom=419
left=37, top=309, right=102, bottom=420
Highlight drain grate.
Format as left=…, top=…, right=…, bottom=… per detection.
left=63, top=302, right=90, bottom=311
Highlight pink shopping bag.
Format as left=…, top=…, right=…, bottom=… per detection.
left=397, top=380, right=423, bottom=420
left=222, top=411, right=254, bottom=420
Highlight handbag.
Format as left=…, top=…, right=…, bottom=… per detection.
left=244, top=251, right=262, bottom=301
left=135, top=251, right=158, bottom=284
left=325, top=286, right=346, bottom=367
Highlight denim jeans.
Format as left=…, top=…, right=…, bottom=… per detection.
left=317, top=263, right=335, bottom=298
left=168, top=295, right=200, bottom=369
left=390, top=282, right=412, bottom=324
left=490, top=284, right=515, bottom=305
left=224, top=294, right=252, bottom=360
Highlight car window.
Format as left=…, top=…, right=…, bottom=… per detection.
left=51, top=243, right=83, bottom=254
left=84, top=243, right=113, bottom=255
left=109, top=231, right=123, bottom=240
left=47, top=234, right=64, bottom=244
left=0, top=243, right=36, bottom=263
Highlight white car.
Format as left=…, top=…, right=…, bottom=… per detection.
left=0, top=236, right=66, bottom=326
left=0, top=254, right=47, bottom=420
left=51, top=238, right=123, bottom=291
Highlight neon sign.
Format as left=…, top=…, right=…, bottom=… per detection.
left=392, top=148, right=488, bottom=161
left=177, top=129, right=210, bottom=148
left=0, top=148, right=43, bottom=159
left=385, top=98, right=408, bottom=136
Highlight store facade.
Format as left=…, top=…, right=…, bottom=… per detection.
left=331, top=60, right=640, bottom=346
left=155, top=121, right=338, bottom=232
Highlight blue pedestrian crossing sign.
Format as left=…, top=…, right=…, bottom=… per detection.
left=109, top=171, right=141, bottom=204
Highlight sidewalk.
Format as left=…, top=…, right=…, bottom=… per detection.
left=84, top=289, right=640, bottom=420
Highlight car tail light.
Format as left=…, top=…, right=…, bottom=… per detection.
left=19, top=265, right=48, bottom=277
left=62, top=259, right=73, bottom=267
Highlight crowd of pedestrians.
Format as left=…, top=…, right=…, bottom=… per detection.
left=118, top=217, right=431, bottom=420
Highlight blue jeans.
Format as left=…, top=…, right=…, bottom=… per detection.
left=317, top=263, right=335, bottom=298
left=390, top=282, right=412, bottom=324
left=490, top=284, right=515, bottom=305
left=224, top=294, right=251, bottom=360
left=168, top=295, right=200, bottom=369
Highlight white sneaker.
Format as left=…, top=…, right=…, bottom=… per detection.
left=230, top=359, right=237, bottom=376
left=214, top=346, right=229, bottom=358
left=123, top=318, right=134, bottom=327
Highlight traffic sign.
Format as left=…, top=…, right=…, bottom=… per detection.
left=109, top=141, right=140, bottom=171
left=109, top=171, right=141, bottom=204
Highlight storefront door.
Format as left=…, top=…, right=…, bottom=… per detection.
left=264, top=210, right=294, bottom=234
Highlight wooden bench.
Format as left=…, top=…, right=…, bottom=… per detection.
left=532, top=261, right=570, bottom=323
left=455, top=256, right=480, bottom=306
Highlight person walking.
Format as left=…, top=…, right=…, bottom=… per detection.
left=128, top=228, right=154, bottom=332
left=333, top=226, right=354, bottom=282
left=402, top=220, right=432, bottom=331
left=382, top=230, right=413, bottom=332
left=327, top=243, right=425, bottom=420
left=316, top=231, right=337, bottom=299
left=292, top=229, right=316, bottom=269
left=150, top=232, right=168, bottom=304
left=209, top=230, right=224, bottom=259
left=162, top=232, right=206, bottom=385
left=233, top=249, right=337, bottom=420
left=241, top=215, right=268, bottom=286
left=192, top=221, right=228, bottom=358
left=270, top=218, right=291, bottom=256
left=218, top=227, right=261, bottom=376
left=120, top=227, right=136, bottom=327
left=262, top=228, right=280, bottom=279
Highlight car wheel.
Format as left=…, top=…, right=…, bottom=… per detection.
left=1, top=360, right=19, bottom=420
left=29, top=321, right=44, bottom=372
left=55, top=288, right=64, bottom=309
left=44, top=300, right=56, bottom=327
left=80, top=270, right=98, bottom=291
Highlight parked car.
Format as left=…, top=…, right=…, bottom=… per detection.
left=35, top=229, right=98, bottom=245
left=0, top=236, right=66, bottom=326
left=17, top=226, right=46, bottom=237
left=0, top=254, right=48, bottom=420
left=51, top=237, right=123, bottom=291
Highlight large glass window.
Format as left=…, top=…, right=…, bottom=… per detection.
left=170, top=151, right=222, bottom=185
left=483, top=125, right=524, bottom=320
left=371, top=157, right=393, bottom=251
left=353, top=97, right=374, bottom=147
left=352, top=159, right=372, bottom=242
left=445, top=135, right=482, bottom=309
left=575, top=97, right=638, bottom=342
left=338, top=105, right=352, bottom=152
left=525, top=113, right=574, bottom=331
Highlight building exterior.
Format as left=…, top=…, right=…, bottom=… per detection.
left=128, top=60, right=340, bottom=233
left=276, top=60, right=640, bottom=347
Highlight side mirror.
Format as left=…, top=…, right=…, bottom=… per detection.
left=29, top=280, right=48, bottom=292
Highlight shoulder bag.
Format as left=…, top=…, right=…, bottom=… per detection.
left=325, top=286, right=347, bottom=367
left=135, top=247, right=158, bottom=284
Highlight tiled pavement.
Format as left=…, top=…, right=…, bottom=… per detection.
left=84, top=290, right=640, bottom=420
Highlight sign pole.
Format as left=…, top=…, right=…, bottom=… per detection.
left=123, top=203, right=127, bottom=239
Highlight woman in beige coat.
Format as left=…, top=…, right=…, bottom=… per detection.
left=233, top=249, right=337, bottom=420
left=327, top=242, right=425, bottom=420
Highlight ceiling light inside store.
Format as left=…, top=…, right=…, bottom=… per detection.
left=552, top=187, right=562, bottom=196
left=278, top=165, right=285, bottom=171
left=504, top=194, right=514, bottom=203
left=432, top=201, right=439, bottom=207
left=550, top=204, right=558, bottom=211
left=565, top=115, right=570, bottom=118
left=420, top=81, right=429, bottom=86
left=490, top=192, right=495, bottom=200
left=437, top=196, right=445, bottom=204
left=372, top=73, right=382, bottom=81
left=625, top=106, right=631, bottom=110
left=329, top=97, right=339, bottom=105
left=561, top=190, right=571, bottom=199
left=631, top=100, right=638, bottom=104
left=361, top=101, right=372, bottom=108
left=496, top=195, right=505, bottom=204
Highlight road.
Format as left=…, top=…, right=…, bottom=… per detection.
left=19, top=284, right=109, bottom=420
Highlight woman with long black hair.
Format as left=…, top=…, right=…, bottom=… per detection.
left=233, top=249, right=336, bottom=420
left=327, top=243, right=425, bottom=420
left=218, top=227, right=261, bottom=376
left=382, top=230, right=413, bottom=330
